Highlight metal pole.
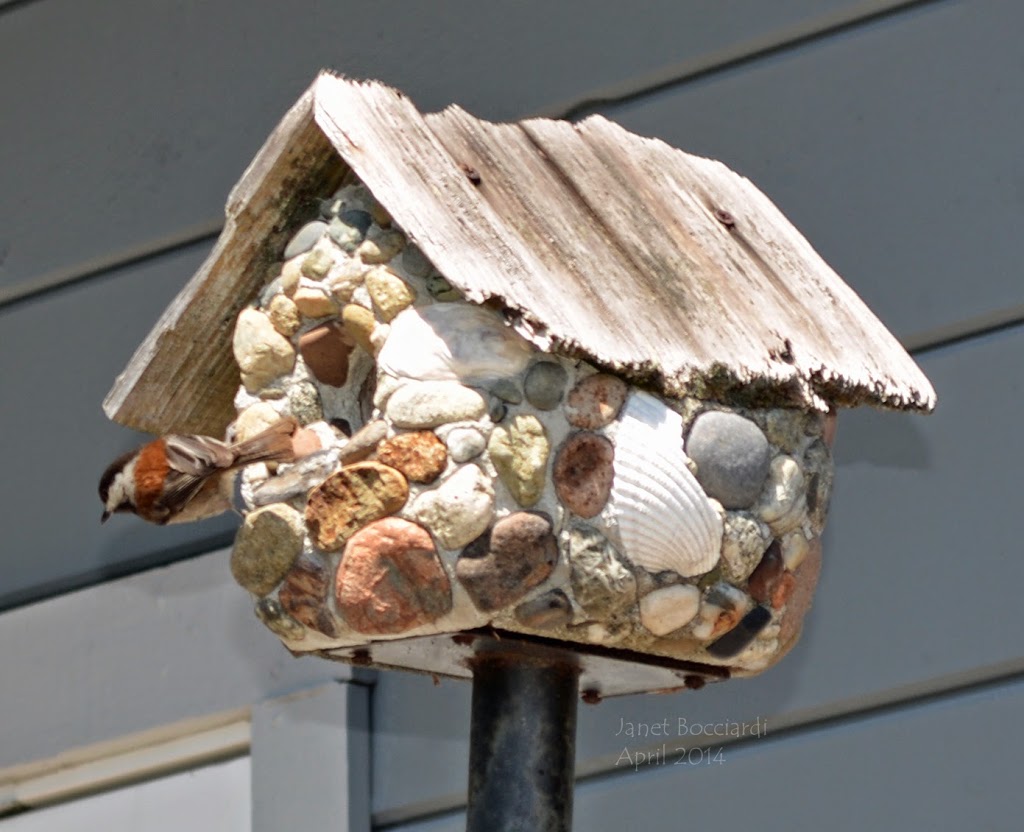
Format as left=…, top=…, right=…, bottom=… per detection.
left=466, top=646, right=580, bottom=832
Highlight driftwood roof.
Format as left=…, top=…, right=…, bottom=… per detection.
left=105, top=72, right=935, bottom=436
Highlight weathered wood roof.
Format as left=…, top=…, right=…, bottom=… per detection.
left=105, top=72, right=935, bottom=435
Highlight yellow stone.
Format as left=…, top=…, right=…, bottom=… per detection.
left=267, top=293, right=301, bottom=336
left=366, top=266, right=416, bottom=322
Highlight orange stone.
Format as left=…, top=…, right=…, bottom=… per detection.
left=305, top=462, right=409, bottom=551
left=336, top=518, right=452, bottom=634
left=279, top=558, right=338, bottom=637
left=376, top=431, right=448, bottom=484
left=299, top=321, right=354, bottom=387
left=777, top=537, right=823, bottom=649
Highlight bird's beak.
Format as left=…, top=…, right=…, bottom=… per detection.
left=101, top=510, right=111, bottom=524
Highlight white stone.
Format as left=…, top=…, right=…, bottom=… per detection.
left=446, top=426, right=487, bottom=462
left=411, top=464, right=494, bottom=549
left=755, top=454, right=806, bottom=534
left=780, top=531, right=811, bottom=571
left=720, top=512, right=772, bottom=582
left=386, top=380, right=487, bottom=428
left=232, top=308, right=296, bottom=393
left=639, top=585, right=701, bottom=636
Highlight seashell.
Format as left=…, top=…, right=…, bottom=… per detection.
left=608, top=392, right=722, bottom=577
left=377, top=303, right=533, bottom=383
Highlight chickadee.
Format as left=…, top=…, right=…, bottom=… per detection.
left=99, top=418, right=298, bottom=525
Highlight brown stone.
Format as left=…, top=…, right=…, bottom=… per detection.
left=377, top=431, right=448, bottom=483
left=336, top=518, right=452, bottom=634
left=456, top=511, right=558, bottom=612
left=553, top=432, right=615, bottom=518
left=823, top=409, right=838, bottom=449
left=339, top=419, right=388, bottom=464
left=747, top=540, right=785, bottom=606
left=306, top=462, right=409, bottom=551
left=777, top=537, right=822, bottom=649
left=279, top=558, right=338, bottom=637
left=299, top=321, right=354, bottom=387
left=564, top=374, right=628, bottom=429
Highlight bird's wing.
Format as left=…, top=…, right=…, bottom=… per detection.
left=163, top=435, right=234, bottom=474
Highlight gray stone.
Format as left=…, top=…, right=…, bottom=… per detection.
left=284, top=221, right=329, bottom=259
left=425, top=273, right=462, bottom=301
left=569, top=525, right=636, bottom=616
left=401, top=244, right=433, bottom=278
left=446, top=426, right=487, bottom=463
left=386, top=381, right=487, bottom=428
left=803, top=439, right=834, bottom=536
left=254, top=598, right=306, bottom=641
left=686, top=411, right=771, bottom=509
left=287, top=381, right=323, bottom=425
left=327, top=217, right=364, bottom=252
left=340, top=209, right=372, bottom=236
left=524, top=361, right=568, bottom=410
left=720, top=512, right=772, bottom=583
left=515, top=590, right=572, bottom=630
left=639, top=585, right=701, bottom=636
left=230, top=504, right=305, bottom=595
left=490, top=378, right=524, bottom=404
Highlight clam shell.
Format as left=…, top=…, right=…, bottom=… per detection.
left=378, top=303, right=533, bottom=382
left=608, top=392, right=722, bottom=577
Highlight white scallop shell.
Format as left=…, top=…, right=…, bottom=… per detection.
left=378, top=303, right=533, bottom=383
left=608, top=392, right=723, bottom=577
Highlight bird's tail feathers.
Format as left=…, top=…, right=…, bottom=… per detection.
left=230, top=417, right=298, bottom=467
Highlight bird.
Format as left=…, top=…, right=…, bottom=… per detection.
left=99, top=418, right=298, bottom=525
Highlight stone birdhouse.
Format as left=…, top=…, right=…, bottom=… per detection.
left=104, top=73, right=935, bottom=698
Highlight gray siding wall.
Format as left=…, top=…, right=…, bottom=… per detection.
left=1, top=0, right=1020, bottom=829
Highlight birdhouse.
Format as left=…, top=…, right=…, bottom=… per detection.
left=104, top=73, right=935, bottom=698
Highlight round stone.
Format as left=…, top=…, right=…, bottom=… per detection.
left=564, top=374, right=628, bottom=429
left=283, top=221, right=328, bottom=259
left=401, top=244, right=432, bottom=278
left=230, top=504, right=305, bottom=595
left=279, top=558, right=338, bottom=637
left=719, top=512, right=772, bottom=582
left=293, top=286, right=339, bottom=318
left=299, top=321, right=354, bottom=387
left=457, top=512, right=558, bottom=612
left=377, top=431, right=448, bottom=484
left=300, top=245, right=336, bottom=280
left=339, top=209, right=372, bottom=236
left=286, top=381, right=323, bottom=425
left=336, top=518, right=452, bottom=634
left=524, top=361, right=568, bottom=410
left=686, top=411, right=771, bottom=509
left=446, top=427, right=487, bottom=462
left=411, top=464, right=494, bottom=549
left=254, top=598, right=305, bottom=641
left=514, top=590, right=572, bottom=630
left=553, top=432, right=615, bottom=518
left=386, top=381, right=487, bottom=429
left=754, top=454, right=806, bottom=534
left=234, top=401, right=283, bottom=442
left=266, top=293, right=301, bottom=336
left=341, top=304, right=377, bottom=354
left=639, top=585, right=701, bottom=636
left=233, top=308, right=296, bottom=393
left=327, top=216, right=363, bottom=251
left=366, top=266, right=416, bottom=322
left=305, top=462, right=409, bottom=551
left=358, top=228, right=406, bottom=264
left=487, top=415, right=550, bottom=507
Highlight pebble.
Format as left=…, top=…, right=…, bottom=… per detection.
left=286, top=381, right=323, bottom=425
left=377, top=431, right=448, bottom=484
left=293, top=286, right=339, bottom=319
left=690, top=584, right=749, bottom=640
left=411, top=464, right=494, bottom=549
left=372, top=372, right=405, bottom=411
left=340, top=208, right=373, bottom=237
left=252, top=449, right=339, bottom=506
left=425, top=274, right=462, bottom=301
left=290, top=427, right=322, bottom=458
left=490, top=378, right=524, bottom=404
left=487, top=415, right=550, bottom=507
left=266, top=293, right=301, bottom=336
left=326, top=259, right=370, bottom=303
left=706, top=605, right=773, bottom=659
left=524, top=361, right=568, bottom=410
left=386, top=381, right=487, bottom=429
left=569, top=524, right=636, bottom=616
left=445, top=427, right=487, bottom=462
left=780, top=531, right=811, bottom=571
left=777, top=537, right=822, bottom=649
left=401, top=244, right=432, bottom=277
left=639, top=585, right=701, bottom=636
left=763, top=408, right=812, bottom=453
left=686, top=411, right=771, bottom=510
left=299, top=322, right=353, bottom=387
left=230, top=504, right=305, bottom=595
left=305, top=462, right=409, bottom=551
left=279, top=558, right=338, bottom=637
left=456, top=511, right=558, bottom=611
left=233, top=308, right=296, bottom=393
left=719, top=512, right=772, bottom=582
left=254, top=598, right=305, bottom=641
left=341, top=303, right=377, bottom=354
left=514, top=589, right=572, bottom=630
left=365, top=266, right=417, bottom=322
left=300, top=244, right=336, bottom=280
left=358, top=228, right=406, bottom=264
left=564, top=374, right=628, bottom=429
left=284, top=221, right=328, bottom=259
left=746, top=540, right=790, bottom=608
left=339, top=419, right=388, bottom=464
left=553, top=432, right=615, bottom=518
left=327, top=217, right=363, bottom=251
left=279, top=258, right=302, bottom=295
left=234, top=402, right=282, bottom=442
left=755, top=455, right=806, bottom=535
left=336, top=518, right=452, bottom=634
